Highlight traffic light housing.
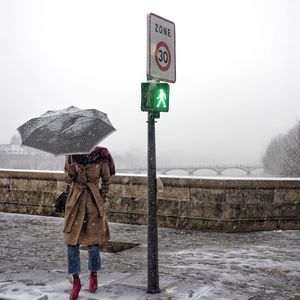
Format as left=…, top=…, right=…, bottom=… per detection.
left=141, top=82, right=170, bottom=113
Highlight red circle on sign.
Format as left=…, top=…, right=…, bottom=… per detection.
left=155, top=41, right=171, bottom=72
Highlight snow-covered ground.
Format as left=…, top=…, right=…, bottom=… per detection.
left=0, top=212, right=299, bottom=300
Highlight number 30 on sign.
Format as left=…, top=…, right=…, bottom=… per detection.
left=155, top=41, right=171, bottom=72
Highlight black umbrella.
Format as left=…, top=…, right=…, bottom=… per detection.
left=17, top=106, right=116, bottom=155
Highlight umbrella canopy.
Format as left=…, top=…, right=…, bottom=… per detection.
left=17, top=106, right=116, bottom=155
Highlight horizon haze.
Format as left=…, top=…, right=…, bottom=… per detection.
left=1, top=0, right=299, bottom=166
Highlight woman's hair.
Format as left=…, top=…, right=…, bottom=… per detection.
left=69, top=147, right=115, bottom=175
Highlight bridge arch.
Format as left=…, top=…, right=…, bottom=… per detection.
left=221, top=167, right=250, bottom=176
left=162, top=168, right=189, bottom=176
left=193, top=168, right=219, bottom=176
left=248, top=167, right=265, bottom=176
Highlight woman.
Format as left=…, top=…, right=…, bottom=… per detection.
left=63, top=147, right=115, bottom=300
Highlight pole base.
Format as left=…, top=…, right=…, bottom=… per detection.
left=147, top=288, right=161, bottom=294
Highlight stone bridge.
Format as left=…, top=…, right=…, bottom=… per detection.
left=118, top=164, right=264, bottom=176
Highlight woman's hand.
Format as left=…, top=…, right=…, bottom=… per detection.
left=68, top=163, right=77, bottom=179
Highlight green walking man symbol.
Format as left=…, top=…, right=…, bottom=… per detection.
left=156, top=89, right=167, bottom=108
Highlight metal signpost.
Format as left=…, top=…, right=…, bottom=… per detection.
left=141, top=12, right=176, bottom=294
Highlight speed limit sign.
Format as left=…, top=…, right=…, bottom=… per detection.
left=155, top=41, right=171, bottom=72
left=147, top=13, right=176, bottom=83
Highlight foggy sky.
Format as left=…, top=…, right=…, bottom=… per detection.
left=0, top=0, right=299, bottom=165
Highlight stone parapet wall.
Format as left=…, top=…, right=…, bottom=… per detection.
left=0, top=169, right=299, bottom=232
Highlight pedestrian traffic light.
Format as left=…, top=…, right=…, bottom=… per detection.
left=141, top=82, right=170, bottom=113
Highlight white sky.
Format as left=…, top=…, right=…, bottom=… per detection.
left=0, top=0, right=299, bottom=165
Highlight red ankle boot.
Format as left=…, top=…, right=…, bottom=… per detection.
left=89, top=272, right=98, bottom=293
left=70, top=277, right=81, bottom=300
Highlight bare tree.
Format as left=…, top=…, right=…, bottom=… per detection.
left=263, top=122, right=300, bottom=176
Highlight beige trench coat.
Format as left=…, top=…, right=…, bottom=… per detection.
left=63, top=157, right=111, bottom=246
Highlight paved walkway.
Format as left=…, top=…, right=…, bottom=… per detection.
left=0, top=212, right=299, bottom=300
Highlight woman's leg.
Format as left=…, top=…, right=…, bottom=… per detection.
left=67, top=245, right=82, bottom=300
left=88, top=244, right=101, bottom=272
left=67, top=244, right=81, bottom=274
left=88, top=244, right=101, bottom=292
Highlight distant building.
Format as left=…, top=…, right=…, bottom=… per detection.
left=0, top=134, right=63, bottom=170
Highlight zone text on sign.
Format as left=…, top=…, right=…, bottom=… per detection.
left=155, top=24, right=172, bottom=37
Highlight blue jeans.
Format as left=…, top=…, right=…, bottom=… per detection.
left=67, top=244, right=101, bottom=275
